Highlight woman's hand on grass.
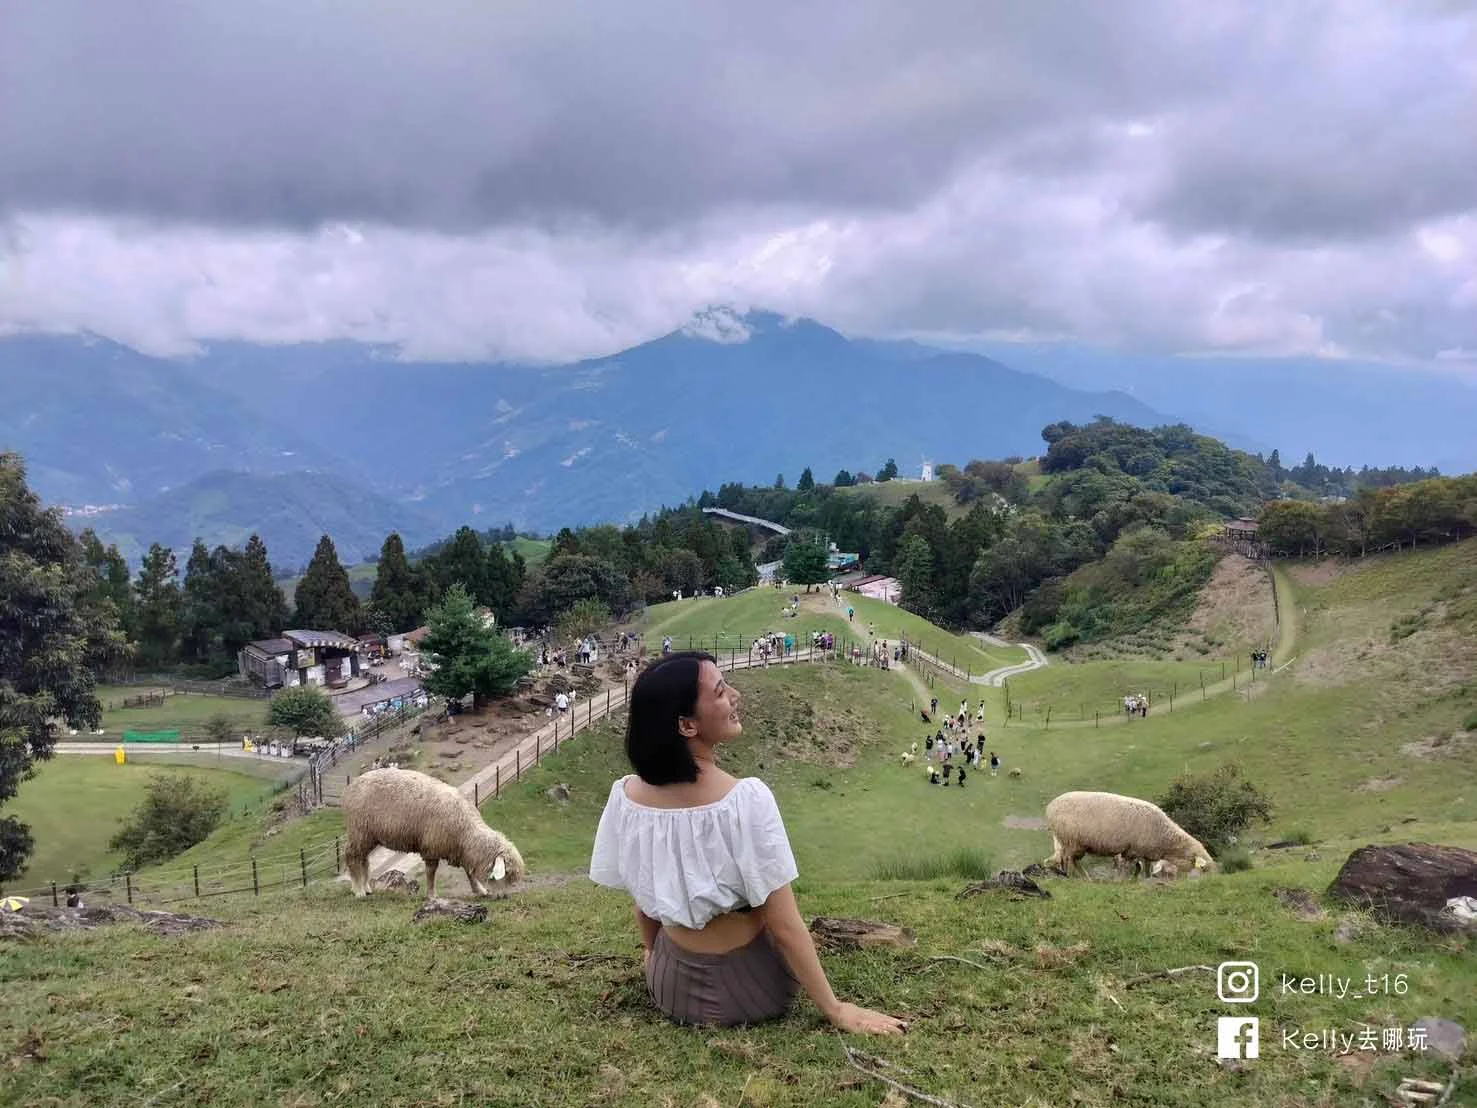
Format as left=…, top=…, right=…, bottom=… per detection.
left=829, top=1002, right=907, bottom=1035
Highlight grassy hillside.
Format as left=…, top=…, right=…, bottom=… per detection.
left=6, top=756, right=295, bottom=890
left=95, top=686, right=269, bottom=736
left=833, top=477, right=967, bottom=518
left=5, top=541, right=1476, bottom=1106
left=640, top=589, right=1025, bottom=674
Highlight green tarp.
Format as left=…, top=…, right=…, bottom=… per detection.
left=121, top=729, right=182, bottom=743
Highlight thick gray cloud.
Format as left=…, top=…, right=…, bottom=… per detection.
left=0, top=1, right=1474, bottom=365
left=0, top=1, right=1254, bottom=229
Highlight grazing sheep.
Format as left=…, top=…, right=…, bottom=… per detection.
left=1044, top=791, right=1214, bottom=878
left=1008, top=767, right=1022, bottom=779
left=343, top=769, right=525, bottom=899
left=900, top=751, right=916, bottom=766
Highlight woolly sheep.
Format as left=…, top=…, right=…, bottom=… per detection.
left=343, top=768, right=526, bottom=899
left=1008, top=767, right=1022, bottom=779
left=900, top=751, right=916, bottom=766
left=1044, top=791, right=1215, bottom=878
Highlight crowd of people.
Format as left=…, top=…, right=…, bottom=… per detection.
left=914, top=697, right=1001, bottom=787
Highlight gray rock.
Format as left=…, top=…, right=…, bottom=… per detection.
left=546, top=783, right=571, bottom=804
left=370, top=870, right=421, bottom=895
left=1333, top=917, right=1363, bottom=944
left=1327, top=843, right=1477, bottom=934
left=1411, top=1017, right=1467, bottom=1062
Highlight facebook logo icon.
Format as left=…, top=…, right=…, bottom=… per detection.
left=1217, top=1016, right=1260, bottom=1060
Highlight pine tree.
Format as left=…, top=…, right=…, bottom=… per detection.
left=797, top=467, right=815, bottom=491
left=178, top=539, right=217, bottom=664
left=368, top=532, right=429, bottom=632
left=293, top=534, right=361, bottom=632
left=426, top=526, right=489, bottom=606
left=237, top=535, right=290, bottom=646
left=894, top=533, right=936, bottom=618
left=1, top=453, right=123, bottom=882
left=133, top=543, right=183, bottom=668
left=79, top=529, right=136, bottom=639
left=421, top=584, right=533, bottom=710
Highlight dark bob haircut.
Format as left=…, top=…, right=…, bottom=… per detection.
left=625, top=650, right=718, bottom=785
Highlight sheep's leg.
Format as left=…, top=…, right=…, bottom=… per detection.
left=424, top=859, right=439, bottom=899
left=466, top=869, right=491, bottom=896
left=345, top=844, right=371, bottom=897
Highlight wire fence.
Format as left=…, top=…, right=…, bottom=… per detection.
left=901, top=641, right=1280, bottom=730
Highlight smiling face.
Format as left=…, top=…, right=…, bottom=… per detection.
left=678, top=659, right=743, bottom=749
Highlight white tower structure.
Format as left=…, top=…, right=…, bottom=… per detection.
left=920, top=458, right=934, bottom=482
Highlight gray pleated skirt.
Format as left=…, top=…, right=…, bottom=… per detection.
left=646, top=928, right=798, bottom=1027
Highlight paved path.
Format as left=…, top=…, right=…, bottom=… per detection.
left=906, top=638, right=1048, bottom=686
left=700, top=507, right=790, bottom=535
left=53, top=741, right=267, bottom=761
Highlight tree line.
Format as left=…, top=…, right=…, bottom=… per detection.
left=1257, top=475, right=1477, bottom=557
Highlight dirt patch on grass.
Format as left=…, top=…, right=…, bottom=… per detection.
left=1286, top=559, right=1348, bottom=587
left=1175, top=554, right=1277, bottom=653
left=1356, top=775, right=1403, bottom=792
left=1294, top=621, right=1476, bottom=696
left=1003, top=815, right=1047, bottom=830
left=728, top=679, right=861, bottom=767
left=1400, top=732, right=1473, bottom=760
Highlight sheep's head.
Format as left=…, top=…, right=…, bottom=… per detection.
left=485, top=836, right=526, bottom=886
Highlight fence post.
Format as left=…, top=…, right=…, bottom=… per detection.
left=516, top=749, right=521, bottom=779
left=1095, top=711, right=1099, bottom=728
left=335, top=839, right=341, bottom=872
left=51, top=881, right=58, bottom=907
left=475, top=781, right=480, bottom=806
left=588, top=695, right=592, bottom=728
left=193, top=865, right=200, bottom=899
left=126, top=872, right=133, bottom=905
left=1045, top=706, right=1052, bottom=730
left=1201, top=674, right=1206, bottom=701
left=496, top=764, right=501, bottom=796
left=300, top=849, right=308, bottom=888
left=535, top=733, right=541, bottom=765
left=251, top=858, right=259, bottom=896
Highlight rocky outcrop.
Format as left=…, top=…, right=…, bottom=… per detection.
left=1326, top=843, right=1477, bottom=933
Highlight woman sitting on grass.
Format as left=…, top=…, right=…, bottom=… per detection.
left=590, top=651, right=906, bottom=1035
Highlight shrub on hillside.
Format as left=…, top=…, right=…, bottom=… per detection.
left=1155, top=764, right=1273, bottom=856
left=110, top=774, right=228, bottom=870
left=267, top=685, right=340, bottom=738
left=204, top=712, right=237, bottom=744
left=1217, top=845, right=1254, bottom=873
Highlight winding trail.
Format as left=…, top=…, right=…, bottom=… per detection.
left=905, top=636, right=1048, bottom=686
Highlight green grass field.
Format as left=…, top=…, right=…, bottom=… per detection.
left=4, top=541, right=1475, bottom=1106
left=833, top=477, right=968, bottom=518
left=94, top=686, right=268, bottom=737
left=640, top=589, right=1026, bottom=675
left=5, top=756, right=296, bottom=891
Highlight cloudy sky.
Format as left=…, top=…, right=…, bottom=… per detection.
left=1, top=1, right=1474, bottom=365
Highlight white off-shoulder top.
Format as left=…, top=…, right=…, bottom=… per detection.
left=589, top=775, right=799, bottom=929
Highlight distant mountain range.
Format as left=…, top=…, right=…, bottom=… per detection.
left=4, top=308, right=1468, bottom=569
left=1, top=311, right=1171, bottom=565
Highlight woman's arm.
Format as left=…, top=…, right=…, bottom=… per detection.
left=634, top=903, right=661, bottom=955
left=757, top=884, right=906, bottom=1035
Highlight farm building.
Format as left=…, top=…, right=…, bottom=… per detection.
left=238, top=629, right=364, bottom=689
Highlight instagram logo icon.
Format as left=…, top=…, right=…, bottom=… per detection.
left=1217, top=961, right=1260, bottom=1003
